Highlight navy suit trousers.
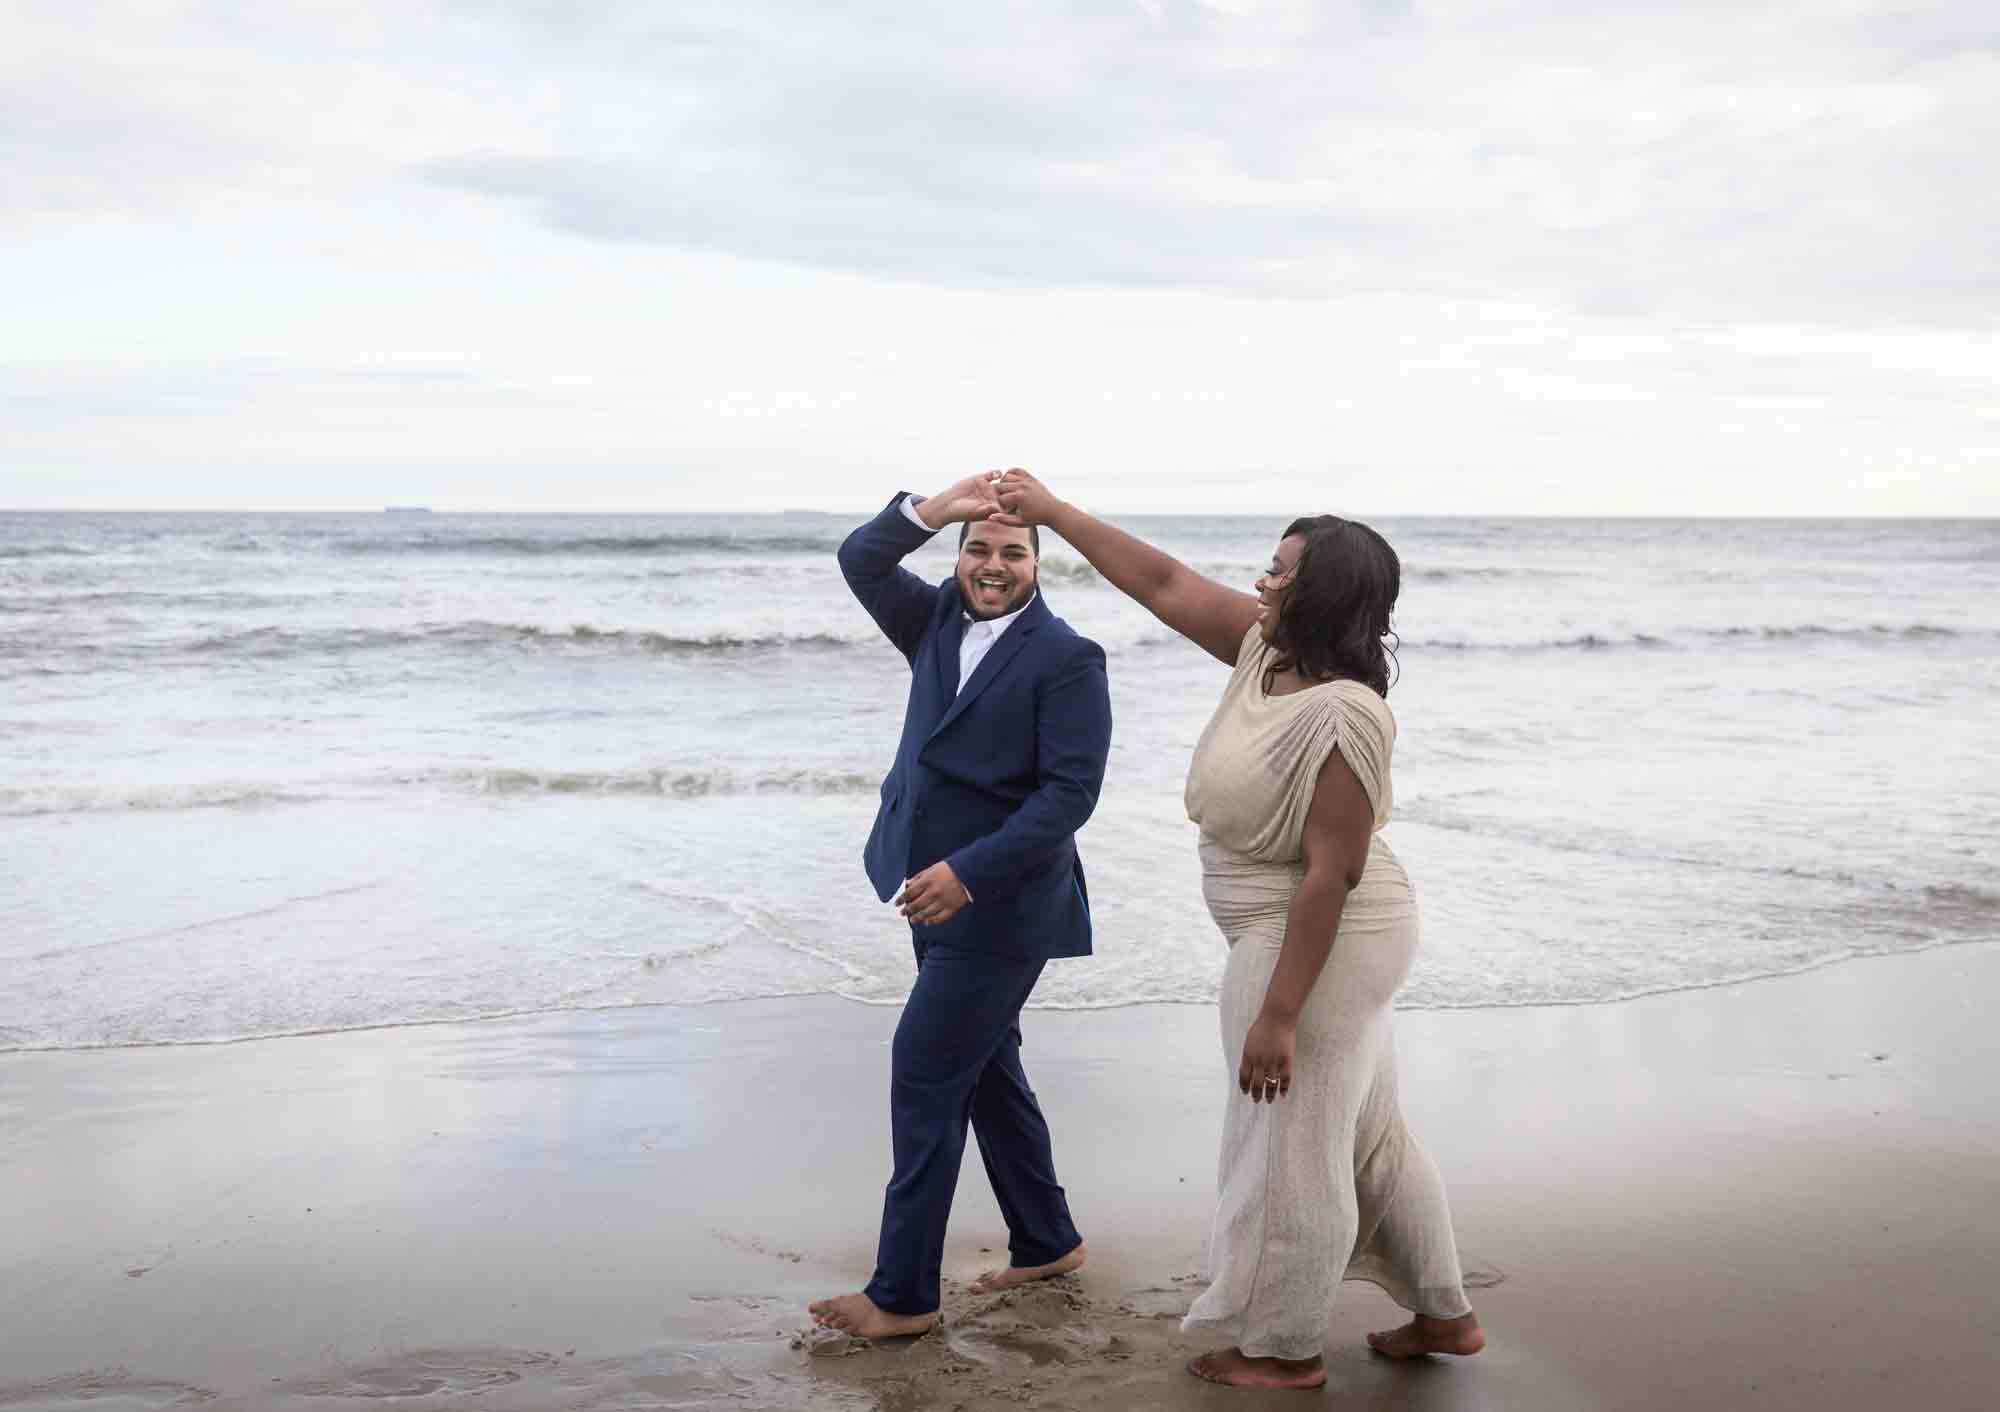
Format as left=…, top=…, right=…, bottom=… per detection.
left=863, top=939, right=1083, bottom=1315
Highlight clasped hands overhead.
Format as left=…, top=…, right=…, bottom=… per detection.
left=928, top=469, right=1060, bottom=528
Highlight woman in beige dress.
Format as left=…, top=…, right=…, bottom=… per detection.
left=992, top=470, right=1485, bottom=1391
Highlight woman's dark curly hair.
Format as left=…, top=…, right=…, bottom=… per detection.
left=1265, top=515, right=1401, bottom=698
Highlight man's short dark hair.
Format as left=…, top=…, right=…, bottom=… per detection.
left=959, top=518, right=1040, bottom=555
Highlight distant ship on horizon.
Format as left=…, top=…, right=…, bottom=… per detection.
left=383, top=505, right=434, bottom=514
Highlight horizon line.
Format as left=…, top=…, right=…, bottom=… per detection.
left=2, top=506, right=1996, bottom=522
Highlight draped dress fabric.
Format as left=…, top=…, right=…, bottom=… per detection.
left=1180, top=625, right=1470, bottom=1360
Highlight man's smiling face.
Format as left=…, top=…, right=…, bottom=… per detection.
left=955, top=519, right=1038, bottom=621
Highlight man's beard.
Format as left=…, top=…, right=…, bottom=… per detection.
left=960, top=572, right=1036, bottom=622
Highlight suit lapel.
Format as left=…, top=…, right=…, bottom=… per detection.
left=929, top=593, right=1049, bottom=741
left=935, top=598, right=966, bottom=701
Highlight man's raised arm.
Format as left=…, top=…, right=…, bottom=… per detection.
left=837, top=475, right=1000, bottom=664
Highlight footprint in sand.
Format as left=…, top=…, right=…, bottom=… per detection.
left=288, top=1348, right=559, bottom=1399
left=0, top=1375, right=217, bottom=1411
left=973, top=1278, right=1088, bottom=1322
left=945, top=1322, right=1123, bottom=1371
left=686, top=1292, right=796, bottom=1340
left=945, top=1286, right=1118, bottom=1370
left=709, top=1229, right=805, bottom=1263
left=630, top=1369, right=760, bottom=1398
left=1462, top=1260, right=1508, bottom=1289
left=794, top=1327, right=873, bottom=1358
left=1113, top=1286, right=1191, bottom=1320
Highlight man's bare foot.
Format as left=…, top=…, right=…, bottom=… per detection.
left=1366, top=1311, right=1486, bottom=1359
left=807, top=1292, right=939, bottom=1340
left=1187, top=1347, right=1327, bottom=1390
left=967, top=1240, right=1087, bottom=1295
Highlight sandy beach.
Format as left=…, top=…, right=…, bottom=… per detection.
left=3, top=942, right=1996, bottom=1411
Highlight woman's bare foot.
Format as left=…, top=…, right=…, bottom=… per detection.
left=967, top=1241, right=1087, bottom=1295
left=807, top=1292, right=939, bottom=1340
left=1366, top=1311, right=1486, bottom=1359
left=1187, top=1347, right=1327, bottom=1390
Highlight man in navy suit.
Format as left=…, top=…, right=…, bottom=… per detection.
left=810, top=473, right=1113, bottom=1340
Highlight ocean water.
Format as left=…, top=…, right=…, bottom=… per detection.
left=2, top=510, right=1995, bottom=1052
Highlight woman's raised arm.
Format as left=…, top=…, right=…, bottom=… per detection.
left=994, top=469, right=1260, bottom=666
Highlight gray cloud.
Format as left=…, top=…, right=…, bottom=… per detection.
left=4, top=1, right=1996, bottom=328
left=411, top=0, right=2000, bottom=324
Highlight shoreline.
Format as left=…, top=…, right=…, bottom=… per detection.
left=4, top=942, right=1997, bottom=1410
left=9, top=935, right=1994, bottom=1059
left=10, top=508, right=1998, bottom=521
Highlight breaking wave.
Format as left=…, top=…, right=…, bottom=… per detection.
left=1037, top=558, right=1100, bottom=584
left=463, top=766, right=878, bottom=798
left=328, top=532, right=845, bottom=558
left=0, top=765, right=881, bottom=817
left=1704, top=623, right=1961, bottom=641
left=0, top=543, right=97, bottom=560
left=174, top=623, right=865, bottom=659
left=0, top=782, right=331, bottom=818
left=1407, top=624, right=1967, bottom=653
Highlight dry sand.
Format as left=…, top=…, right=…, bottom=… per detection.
left=3, top=942, right=1996, bottom=1411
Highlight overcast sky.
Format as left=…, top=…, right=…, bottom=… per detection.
left=3, top=1, right=1995, bottom=514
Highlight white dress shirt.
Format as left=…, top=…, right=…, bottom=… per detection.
left=900, top=494, right=1037, bottom=697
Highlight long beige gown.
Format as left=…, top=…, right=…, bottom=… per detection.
left=1181, top=625, right=1470, bottom=1361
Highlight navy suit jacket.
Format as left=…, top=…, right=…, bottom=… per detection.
left=839, top=495, right=1112, bottom=960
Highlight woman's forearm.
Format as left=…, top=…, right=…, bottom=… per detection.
left=1260, top=869, right=1350, bottom=1024
left=1044, top=500, right=1195, bottom=617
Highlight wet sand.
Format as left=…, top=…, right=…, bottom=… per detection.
left=3, top=942, right=1996, bottom=1411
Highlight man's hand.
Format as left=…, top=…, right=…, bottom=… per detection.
left=914, top=472, right=1003, bottom=530
left=991, top=468, right=1063, bottom=527
left=1238, top=1012, right=1296, bottom=1103
left=895, top=861, right=970, bottom=926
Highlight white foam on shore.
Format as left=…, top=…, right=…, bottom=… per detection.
left=6, top=786, right=1994, bottom=1054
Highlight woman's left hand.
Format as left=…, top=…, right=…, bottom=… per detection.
left=1238, top=1013, right=1296, bottom=1103
left=992, top=468, right=1063, bottom=527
